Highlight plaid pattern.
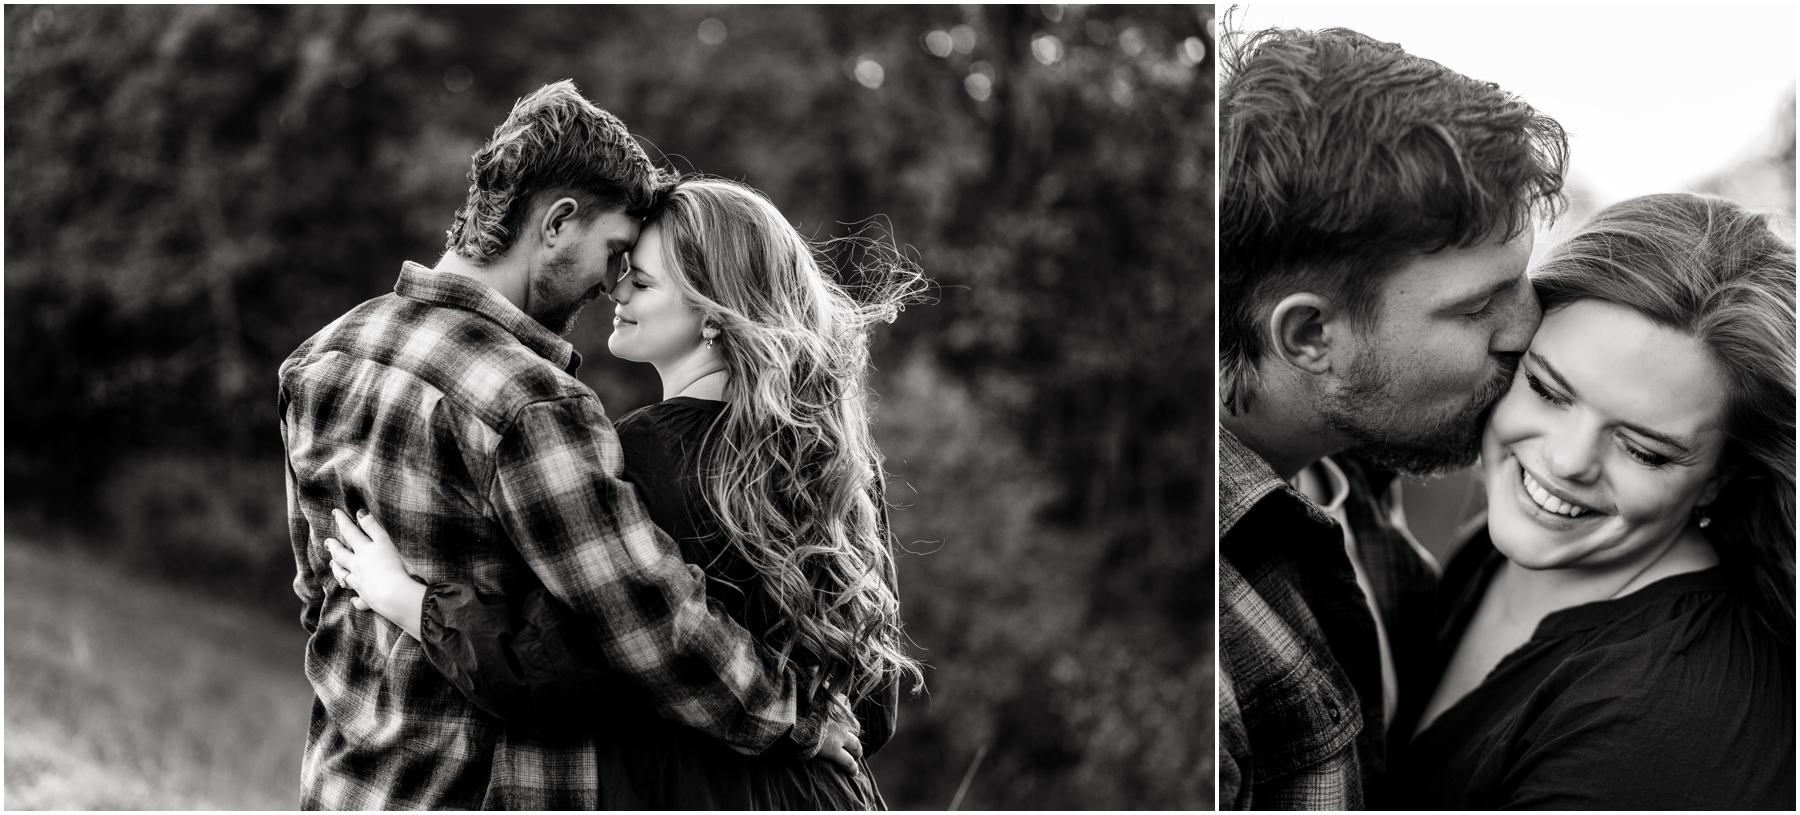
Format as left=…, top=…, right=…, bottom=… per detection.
left=281, top=263, right=820, bottom=810
left=1217, top=428, right=1438, bottom=810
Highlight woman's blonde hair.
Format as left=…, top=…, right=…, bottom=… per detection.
left=647, top=177, right=926, bottom=703
left=1532, top=193, right=1795, bottom=649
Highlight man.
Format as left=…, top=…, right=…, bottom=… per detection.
left=1216, top=28, right=1568, bottom=809
left=280, top=81, right=850, bottom=809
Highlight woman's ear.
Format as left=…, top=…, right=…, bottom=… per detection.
left=1698, top=458, right=1741, bottom=507
left=1269, top=292, right=1337, bottom=376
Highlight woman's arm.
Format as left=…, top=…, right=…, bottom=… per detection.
left=326, top=509, right=612, bottom=732
left=327, top=508, right=866, bottom=771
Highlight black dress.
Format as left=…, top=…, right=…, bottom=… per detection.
left=1391, top=531, right=1795, bottom=810
left=416, top=397, right=894, bottom=809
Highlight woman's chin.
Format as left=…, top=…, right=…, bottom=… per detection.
left=1486, top=510, right=1569, bottom=570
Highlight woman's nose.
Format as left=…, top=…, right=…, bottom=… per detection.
left=1543, top=424, right=1603, bottom=484
left=608, top=278, right=631, bottom=305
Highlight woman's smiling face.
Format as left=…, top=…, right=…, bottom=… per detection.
left=607, top=222, right=707, bottom=367
left=1482, top=298, right=1733, bottom=570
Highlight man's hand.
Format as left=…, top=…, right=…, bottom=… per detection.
left=815, top=715, right=864, bottom=777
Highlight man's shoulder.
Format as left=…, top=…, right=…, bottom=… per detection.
left=281, top=293, right=596, bottom=429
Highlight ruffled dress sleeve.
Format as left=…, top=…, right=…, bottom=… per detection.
left=417, top=581, right=615, bottom=736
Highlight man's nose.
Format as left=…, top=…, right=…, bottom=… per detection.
left=1491, top=280, right=1542, bottom=355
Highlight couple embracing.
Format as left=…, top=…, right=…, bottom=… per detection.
left=1219, top=28, right=1795, bottom=810
left=281, top=82, right=918, bottom=809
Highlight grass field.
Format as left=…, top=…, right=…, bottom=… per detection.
left=5, top=542, right=314, bottom=809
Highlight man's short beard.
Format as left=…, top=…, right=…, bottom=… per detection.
left=1320, top=352, right=1519, bottom=477
left=530, top=253, right=600, bottom=336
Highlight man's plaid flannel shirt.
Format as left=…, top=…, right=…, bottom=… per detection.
left=280, top=263, right=823, bottom=809
left=1218, top=428, right=1439, bottom=810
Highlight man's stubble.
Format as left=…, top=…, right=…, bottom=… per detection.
left=530, top=250, right=606, bottom=336
left=1320, top=348, right=1520, bottom=477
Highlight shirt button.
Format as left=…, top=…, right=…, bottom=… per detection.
left=1327, top=702, right=1341, bottom=722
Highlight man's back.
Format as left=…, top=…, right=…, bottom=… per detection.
left=281, top=265, right=601, bottom=808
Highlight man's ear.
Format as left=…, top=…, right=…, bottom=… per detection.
left=538, top=197, right=582, bottom=249
left=1268, top=292, right=1338, bottom=375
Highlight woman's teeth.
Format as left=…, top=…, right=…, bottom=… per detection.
left=1522, top=469, right=1588, bottom=517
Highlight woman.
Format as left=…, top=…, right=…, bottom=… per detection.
left=1392, top=193, right=1795, bottom=809
left=326, top=177, right=925, bottom=809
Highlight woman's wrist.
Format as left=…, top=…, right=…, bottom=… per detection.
left=365, top=576, right=428, bottom=640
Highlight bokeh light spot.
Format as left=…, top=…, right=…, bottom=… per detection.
left=965, top=61, right=995, bottom=101
left=444, top=64, right=474, bottom=93
left=697, top=18, right=727, bottom=45
left=964, top=73, right=992, bottom=102
left=1031, top=34, right=1064, bottom=65
left=1110, top=73, right=1135, bottom=107
left=1119, top=26, right=1146, bottom=56
left=1040, top=4, right=1064, bottom=23
left=1177, top=36, right=1206, bottom=67
left=949, top=24, right=977, bottom=54
left=923, top=30, right=953, bottom=58
left=1085, top=19, right=1111, bottom=45
left=337, top=62, right=367, bottom=89
left=854, top=56, right=885, bottom=89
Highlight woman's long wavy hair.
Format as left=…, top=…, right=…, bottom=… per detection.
left=645, top=177, right=927, bottom=704
left=1531, top=193, right=1795, bottom=650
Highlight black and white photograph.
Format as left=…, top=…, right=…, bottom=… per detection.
left=1217, top=5, right=1795, bottom=810
left=4, top=5, right=1213, bottom=810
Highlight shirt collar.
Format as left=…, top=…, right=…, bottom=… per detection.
left=394, top=261, right=582, bottom=375
left=1298, top=456, right=1352, bottom=516
left=1220, top=425, right=1333, bottom=534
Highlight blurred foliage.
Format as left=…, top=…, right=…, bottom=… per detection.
left=5, top=4, right=1212, bottom=808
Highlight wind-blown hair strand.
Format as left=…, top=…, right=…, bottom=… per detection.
left=646, top=177, right=927, bottom=705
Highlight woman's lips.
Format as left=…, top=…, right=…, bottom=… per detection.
left=1510, top=460, right=1605, bottom=530
left=1521, top=468, right=1590, bottom=517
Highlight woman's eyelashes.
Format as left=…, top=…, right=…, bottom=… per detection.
left=1619, top=438, right=1673, bottom=468
left=1524, top=371, right=1569, bottom=406
left=1524, top=370, right=1676, bottom=469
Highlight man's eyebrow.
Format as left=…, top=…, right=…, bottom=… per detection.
left=1530, top=350, right=1694, bottom=455
left=1443, top=276, right=1518, bottom=312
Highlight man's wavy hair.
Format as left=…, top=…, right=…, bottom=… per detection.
left=1532, top=193, right=1796, bottom=651
left=1219, top=27, right=1569, bottom=414
left=647, top=178, right=927, bottom=706
left=445, top=80, right=663, bottom=264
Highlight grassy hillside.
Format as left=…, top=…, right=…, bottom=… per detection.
left=5, top=543, right=313, bottom=809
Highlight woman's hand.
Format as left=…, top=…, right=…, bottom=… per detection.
left=815, top=715, right=865, bottom=777
left=324, top=508, right=427, bottom=640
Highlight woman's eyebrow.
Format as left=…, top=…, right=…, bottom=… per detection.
left=1528, top=350, right=1577, bottom=396
left=1625, top=422, right=1695, bottom=456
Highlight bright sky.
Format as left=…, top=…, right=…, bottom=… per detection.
left=1228, top=5, right=1797, bottom=207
